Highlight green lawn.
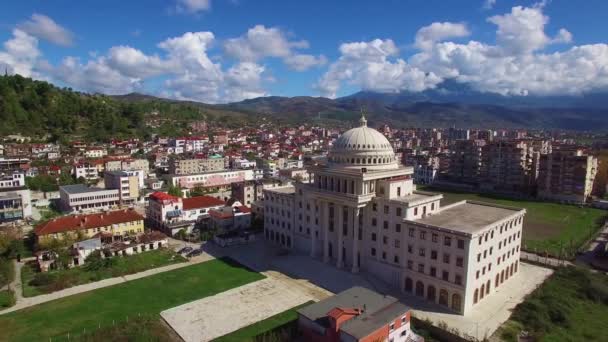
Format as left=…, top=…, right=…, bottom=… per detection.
left=0, top=257, right=265, bottom=342
left=21, top=248, right=186, bottom=297
left=497, top=267, right=608, bottom=341
left=0, top=290, right=15, bottom=309
left=213, top=301, right=313, bottom=342
left=421, top=187, right=607, bottom=258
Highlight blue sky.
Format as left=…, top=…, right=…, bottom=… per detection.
left=1, top=0, right=607, bottom=103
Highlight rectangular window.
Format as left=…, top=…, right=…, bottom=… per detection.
left=431, top=250, right=437, bottom=260
left=394, top=255, right=400, bottom=264
left=409, top=228, right=415, bottom=237
left=430, top=267, right=436, bottom=277
left=455, top=274, right=462, bottom=285
left=395, top=224, right=401, bottom=233
left=384, top=205, right=389, bottom=214
left=396, top=208, right=402, bottom=216
left=444, top=236, right=452, bottom=247
left=383, top=221, right=389, bottom=229
left=432, top=233, right=438, bottom=243
left=407, top=260, right=413, bottom=269
left=442, top=271, right=449, bottom=281
left=419, top=248, right=425, bottom=257
left=456, top=257, right=463, bottom=267
left=371, top=248, right=376, bottom=256
left=372, top=218, right=377, bottom=226
left=394, top=239, right=400, bottom=248
left=371, top=233, right=377, bottom=241
left=372, top=203, right=377, bottom=211
left=420, top=231, right=426, bottom=240
left=408, top=245, right=413, bottom=253
left=457, top=239, right=464, bottom=249
left=383, top=236, right=388, bottom=245
left=418, top=263, right=425, bottom=273
left=443, top=253, right=450, bottom=264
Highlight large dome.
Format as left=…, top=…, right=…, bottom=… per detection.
left=328, top=115, right=399, bottom=170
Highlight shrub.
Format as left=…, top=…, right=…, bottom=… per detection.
left=28, top=272, right=55, bottom=287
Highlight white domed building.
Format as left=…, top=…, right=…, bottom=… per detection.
left=262, top=115, right=526, bottom=315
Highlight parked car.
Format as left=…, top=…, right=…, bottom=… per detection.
left=178, top=246, right=193, bottom=254
left=186, top=249, right=203, bottom=257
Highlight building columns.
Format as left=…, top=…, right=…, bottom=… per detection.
left=337, top=204, right=344, bottom=268
left=352, top=207, right=360, bottom=273
left=323, top=201, right=330, bottom=263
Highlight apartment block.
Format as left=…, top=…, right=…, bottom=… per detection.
left=479, top=141, right=536, bottom=193
left=537, top=148, right=598, bottom=203
left=169, top=156, right=225, bottom=174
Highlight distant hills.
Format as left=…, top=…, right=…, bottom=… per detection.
left=2, top=74, right=608, bottom=140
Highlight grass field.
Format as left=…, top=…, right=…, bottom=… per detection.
left=0, top=290, right=15, bottom=309
left=0, top=259, right=14, bottom=288
left=0, top=258, right=265, bottom=342
left=21, top=248, right=186, bottom=297
left=213, top=301, right=313, bottom=342
left=496, top=267, right=608, bottom=341
left=71, top=315, right=176, bottom=342
left=421, top=187, right=607, bottom=258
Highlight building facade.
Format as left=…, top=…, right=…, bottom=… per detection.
left=537, top=148, right=598, bottom=203
left=263, top=116, right=525, bottom=315
left=168, top=156, right=225, bottom=174
left=59, top=184, right=120, bottom=212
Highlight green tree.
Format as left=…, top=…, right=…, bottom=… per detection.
left=168, top=184, right=184, bottom=197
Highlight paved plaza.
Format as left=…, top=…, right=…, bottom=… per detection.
left=209, top=238, right=553, bottom=341
left=160, top=272, right=331, bottom=342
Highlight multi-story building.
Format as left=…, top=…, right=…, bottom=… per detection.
left=297, top=287, right=421, bottom=342
left=537, top=148, right=598, bottom=203
left=231, top=179, right=287, bottom=207
left=0, top=192, right=26, bottom=223
left=103, top=171, right=141, bottom=204
left=0, top=172, right=25, bottom=189
left=263, top=115, right=525, bottom=315
left=34, top=209, right=144, bottom=243
left=59, top=184, right=120, bottom=212
left=479, top=141, right=536, bottom=193
left=447, top=140, right=485, bottom=184
left=167, top=169, right=255, bottom=190
left=168, top=156, right=225, bottom=174
left=146, top=192, right=225, bottom=235
left=73, top=163, right=99, bottom=181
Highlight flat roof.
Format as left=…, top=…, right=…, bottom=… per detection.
left=391, top=191, right=442, bottom=206
left=60, top=184, right=109, bottom=194
left=413, top=200, right=523, bottom=234
left=266, top=186, right=296, bottom=194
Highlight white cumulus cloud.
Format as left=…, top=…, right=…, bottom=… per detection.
left=175, top=0, right=211, bottom=14
left=0, top=29, right=41, bottom=77
left=17, top=13, right=74, bottom=46
left=414, top=22, right=470, bottom=50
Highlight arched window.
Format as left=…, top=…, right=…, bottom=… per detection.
left=480, top=284, right=485, bottom=299
left=473, top=289, right=479, bottom=304
left=486, top=280, right=491, bottom=295
left=451, top=294, right=462, bottom=312
left=495, top=274, right=500, bottom=288
left=416, top=281, right=424, bottom=297
left=405, top=277, right=413, bottom=293
left=439, top=289, right=449, bottom=306
left=427, top=285, right=436, bottom=302
left=515, top=261, right=519, bottom=273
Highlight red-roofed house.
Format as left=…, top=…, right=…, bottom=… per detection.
left=146, top=191, right=225, bottom=236
left=208, top=202, right=251, bottom=231
left=34, top=209, right=144, bottom=244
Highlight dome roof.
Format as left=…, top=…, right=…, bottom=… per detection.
left=328, top=115, right=398, bottom=170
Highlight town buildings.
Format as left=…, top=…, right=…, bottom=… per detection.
left=167, top=169, right=256, bottom=190
left=479, top=141, right=537, bottom=193
left=263, top=116, right=525, bottom=314
left=537, top=147, right=598, bottom=203
left=0, top=171, right=32, bottom=223
left=297, top=286, right=421, bottom=342
left=168, top=155, right=226, bottom=174
left=59, top=184, right=120, bottom=212
left=34, top=209, right=145, bottom=243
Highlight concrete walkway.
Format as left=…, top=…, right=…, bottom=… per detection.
left=0, top=254, right=213, bottom=316
left=520, top=251, right=572, bottom=268
left=10, top=260, right=24, bottom=302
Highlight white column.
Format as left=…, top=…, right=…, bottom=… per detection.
left=337, top=204, right=344, bottom=268
left=352, top=207, right=360, bottom=273
left=323, top=201, right=330, bottom=263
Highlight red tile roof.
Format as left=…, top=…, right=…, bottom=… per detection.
left=35, top=209, right=144, bottom=236
left=149, top=192, right=180, bottom=202
left=183, top=196, right=225, bottom=210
